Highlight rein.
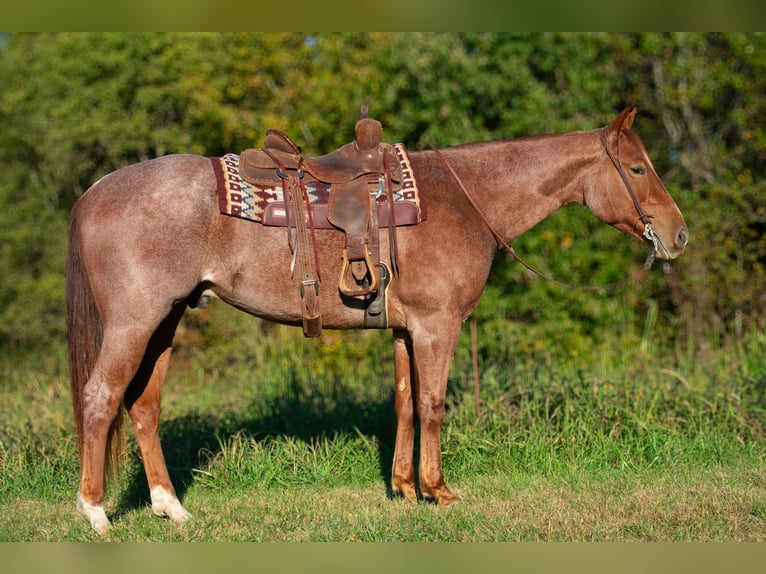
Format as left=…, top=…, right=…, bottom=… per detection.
left=434, top=148, right=584, bottom=289
left=434, top=131, right=665, bottom=291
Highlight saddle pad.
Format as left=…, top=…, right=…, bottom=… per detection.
left=212, top=144, right=425, bottom=228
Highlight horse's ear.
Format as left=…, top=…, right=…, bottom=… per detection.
left=609, top=106, right=638, bottom=134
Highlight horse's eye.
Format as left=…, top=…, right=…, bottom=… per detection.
left=630, top=165, right=646, bottom=176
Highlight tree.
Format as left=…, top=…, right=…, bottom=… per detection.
left=1, top=32, right=764, bottom=356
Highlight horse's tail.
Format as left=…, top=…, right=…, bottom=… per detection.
left=66, top=199, right=125, bottom=482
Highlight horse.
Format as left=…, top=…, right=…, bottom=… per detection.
left=66, top=107, right=688, bottom=533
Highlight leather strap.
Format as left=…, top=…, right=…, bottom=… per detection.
left=599, top=127, right=653, bottom=229
left=284, top=170, right=322, bottom=337
left=434, top=148, right=648, bottom=291
left=383, top=150, right=399, bottom=276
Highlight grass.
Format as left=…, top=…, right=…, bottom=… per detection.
left=1, top=308, right=765, bottom=541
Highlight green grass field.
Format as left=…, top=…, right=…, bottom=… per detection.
left=1, top=307, right=765, bottom=541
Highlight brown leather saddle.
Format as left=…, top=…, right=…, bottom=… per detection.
left=239, top=118, right=402, bottom=337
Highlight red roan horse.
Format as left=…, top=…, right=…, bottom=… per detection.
left=66, top=107, right=687, bottom=533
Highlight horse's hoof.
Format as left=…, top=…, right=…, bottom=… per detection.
left=438, top=491, right=462, bottom=507
left=392, top=481, right=418, bottom=503
left=421, top=485, right=461, bottom=507
left=76, top=492, right=111, bottom=534
left=150, top=486, right=192, bottom=522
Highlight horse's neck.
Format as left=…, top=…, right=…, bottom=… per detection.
left=441, top=131, right=598, bottom=242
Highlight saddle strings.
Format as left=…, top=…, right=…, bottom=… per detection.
left=260, top=146, right=322, bottom=281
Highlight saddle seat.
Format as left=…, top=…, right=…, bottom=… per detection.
left=238, top=117, right=402, bottom=338
left=240, top=118, right=402, bottom=186
left=255, top=119, right=402, bottom=185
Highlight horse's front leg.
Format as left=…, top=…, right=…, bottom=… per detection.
left=411, top=319, right=462, bottom=506
left=391, top=329, right=417, bottom=501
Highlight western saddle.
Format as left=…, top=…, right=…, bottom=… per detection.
left=239, top=117, right=402, bottom=337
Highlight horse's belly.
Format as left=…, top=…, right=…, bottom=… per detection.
left=203, top=220, right=383, bottom=330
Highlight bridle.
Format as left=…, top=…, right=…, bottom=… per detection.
left=434, top=127, right=668, bottom=290
left=598, top=127, right=664, bottom=270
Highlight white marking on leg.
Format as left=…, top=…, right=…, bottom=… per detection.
left=150, top=486, right=192, bottom=522
left=77, top=491, right=111, bottom=534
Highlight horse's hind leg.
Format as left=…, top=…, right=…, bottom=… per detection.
left=391, top=330, right=418, bottom=502
left=124, top=303, right=191, bottom=523
left=76, top=324, right=158, bottom=533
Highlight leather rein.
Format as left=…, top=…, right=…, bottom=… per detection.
left=434, top=127, right=665, bottom=291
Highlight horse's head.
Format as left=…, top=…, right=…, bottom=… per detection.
left=586, top=107, right=688, bottom=260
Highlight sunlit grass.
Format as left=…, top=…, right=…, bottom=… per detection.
left=1, top=312, right=765, bottom=540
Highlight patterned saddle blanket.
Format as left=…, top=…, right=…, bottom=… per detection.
left=212, top=144, right=425, bottom=229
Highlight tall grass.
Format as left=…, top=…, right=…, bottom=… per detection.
left=1, top=303, right=764, bottom=540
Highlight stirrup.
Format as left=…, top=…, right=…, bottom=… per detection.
left=338, top=249, right=379, bottom=297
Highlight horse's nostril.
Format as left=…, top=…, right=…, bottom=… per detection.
left=677, top=228, right=688, bottom=249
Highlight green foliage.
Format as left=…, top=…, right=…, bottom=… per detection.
left=375, top=32, right=620, bottom=148
left=1, top=32, right=765, bottom=360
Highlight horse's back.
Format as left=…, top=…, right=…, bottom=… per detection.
left=79, top=153, right=213, bottom=210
